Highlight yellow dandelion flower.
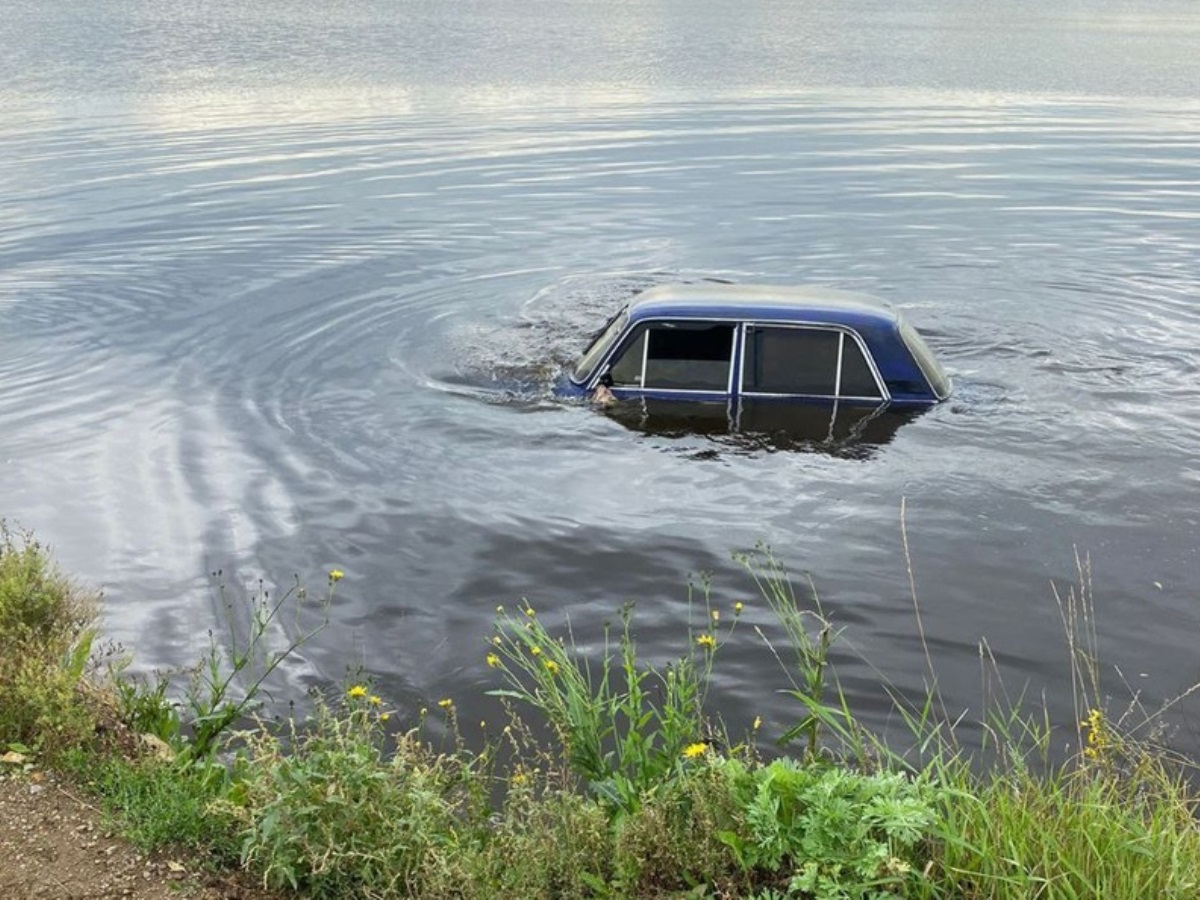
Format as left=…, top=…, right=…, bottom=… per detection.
left=544, top=659, right=560, bottom=675
left=329, top=569, right=344, bottom=582
left=369, top=695, right=382, bottom=706
left=530, top=645, right=542, bottom=656
left=347, top=684, right=367, bottom=699
left=438, top=698, right=453, bottom=709
left=734, top=601, right=744, bottom=614
left=486, top=653, right=500, bottom=668
left=524, top=606, right=536, bottom=617
left=380, top=713, right=391, bottom=723
left=683, top=742, right=708, bottom=759
left=696, top=634, right=716, bottom=649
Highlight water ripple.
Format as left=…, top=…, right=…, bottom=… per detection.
left=4, top=80, right=1200, bottom=750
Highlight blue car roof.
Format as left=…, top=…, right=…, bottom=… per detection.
left=627, top=283, right=903, bottom=330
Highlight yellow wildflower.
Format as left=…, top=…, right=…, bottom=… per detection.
left=711, top=609, right=720, bottom=623
left=683, top=742, right=708, bottom=759
left=486, top=653, right=500, bottom=668
left=544, top=659, right=560, bottom=675
left=347, top=684, right=367, bottom=699
left=380, top=713, right=391, bottom=723
left=530, top=646, right=542, bottom=656
left=369, top=695, right=382, bottom=706
left=329, top=569, right=344, bottom=582
left=496, top=605, right=504, bottom=613
left=438, top=698, right=453, bottom=709
left=734, top=601, right=744, bottom=614
left=696, top=634, right=716, bottom=650
left=752, top=716, right=762, bottom=731
left=1081, top=708, right=1111, bottom=760
left=524, top=606, right=536, bottom=617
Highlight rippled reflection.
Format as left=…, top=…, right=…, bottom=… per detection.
left=602, top=400, right=917, bottom=459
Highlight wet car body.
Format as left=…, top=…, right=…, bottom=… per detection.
left=563, top=283, right=951, bottom=408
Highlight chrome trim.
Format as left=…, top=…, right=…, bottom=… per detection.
left=833, top=332, right=845, bottom=397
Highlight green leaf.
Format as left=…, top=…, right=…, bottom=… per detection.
left=64, top=628, right=95, bottom=684
left=578, top=871, right=610, bottom=895
left=715, top=829, right=748, bottom=869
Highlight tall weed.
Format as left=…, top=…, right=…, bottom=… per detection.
left=0, top=522, right=98, bottom=752
left=235, top=688, right=475, bottom=897
left=488, top=600, right=729, bottom=814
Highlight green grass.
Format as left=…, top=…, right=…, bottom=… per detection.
left=62, top=749, right=240, bottom=861
left=2, top=521, right=1200, bottom=898
left=922, top=752, right=1200, bottom=899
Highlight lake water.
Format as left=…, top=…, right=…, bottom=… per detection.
left=3, top=0, right=1200, bottom=754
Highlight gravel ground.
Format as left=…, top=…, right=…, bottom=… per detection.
left=0, top=771, right=271, bottom=900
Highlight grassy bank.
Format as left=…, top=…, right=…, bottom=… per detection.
left=2, top=520, right=1199, bottom=898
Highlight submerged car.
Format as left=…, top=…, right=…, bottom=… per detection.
left=563, top=283, right=950, bottom=408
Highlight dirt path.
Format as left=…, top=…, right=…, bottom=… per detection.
left=0, top=772, right=268, bottom=900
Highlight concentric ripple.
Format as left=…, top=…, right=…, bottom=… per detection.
left=4, top=0, right=1200, bottom=751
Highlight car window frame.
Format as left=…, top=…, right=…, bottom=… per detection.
left=587, top=317, right=892, bottom=403
left=738, top=321, right=889, bottom=402
left=592, top=318, right=740, bottom=397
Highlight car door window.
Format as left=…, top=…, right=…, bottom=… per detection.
left=642, top=323, right=735, bottom=391
left=742, top=326, right=882, bottom=399
left=608, top=330, right=646, bottom=386
left=838, top=335, right=884, bottom=399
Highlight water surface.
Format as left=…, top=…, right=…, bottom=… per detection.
left=3, top=0, right=1200, bottom=752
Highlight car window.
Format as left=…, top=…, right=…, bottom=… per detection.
left=838, top=335, right=884, bottom=399
left=608, top=330, right=646, bottom=386
left=572, top=307, right=628, bottom=382
left=743, top=326, right=839, bottom=395
left=898, top=320, right=951, bottom=399
left=642, top=323, right=735, bottom=391
left=742, top=326, right=882, bottom=399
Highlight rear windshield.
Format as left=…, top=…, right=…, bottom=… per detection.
left=899, top=321, right=951, bottom=399
left=571, top=307, right=629, bottom=383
